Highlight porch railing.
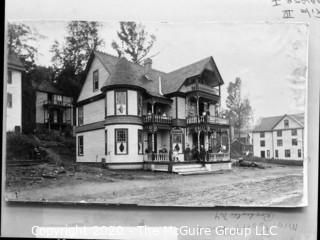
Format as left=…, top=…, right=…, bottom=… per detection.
left=184, top=83, right=219, bottom=95
left=43, top=100, right=72, bottom=107
left=145, top=153, right=170, bottom=162
left=142, top=114, right=172, bottom=125
left=186, top=115, right=229, bottom=125
left=45, top=118, right=72, bottom=125
left=208, top=153, right=230, bottom=162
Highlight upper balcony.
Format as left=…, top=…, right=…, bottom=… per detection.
left=180, top=80, right=221, bottom=103
left=142, top=114, right=172, bottom=125
left=182, top=83, right=220, bottom=96
left=43, top=100, right=72, bottom=109
left=187, top=115, right=229, bottom=126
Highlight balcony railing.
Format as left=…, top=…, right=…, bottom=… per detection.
left=183, top=83, right=219, bottom=95
left=187, top=115, right=229, bottom=125
left=43, top=100, right=72, bottom=108
left=45, top=119, right=72, bottom=125
left=208, top=153, right=230, bottom=162
left=144, top=153, right=170, bottom=162
left=143, top=114, right=172, bottom=125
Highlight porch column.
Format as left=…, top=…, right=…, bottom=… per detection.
left=227, top=127, right=231, bottom=155
left=197, top=130, right=200, bottom=150
left=204, top=132, right=209, bottom=151
left=151, top=131, right=155, bottom=152
left=151, top=100, right=155, bottom=114
left=196, top=96, right=199, bottom=116
left=48, top=110, right=51, bottom=133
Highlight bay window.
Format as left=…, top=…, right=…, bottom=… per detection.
left=115, top=129, right=128, bottom=154
left=115, top=91, right=127, bottom=115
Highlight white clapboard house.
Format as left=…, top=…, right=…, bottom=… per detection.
left=252, top=113, right=304, bottom=160
left=6, top=53, right=25, bottom=132
left=75, top=51, right=231, bottom=173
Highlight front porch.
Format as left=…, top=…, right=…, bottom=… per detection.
left=143, top=160, right=232, bottom=175
left=143, top=150, right=231, bottom=174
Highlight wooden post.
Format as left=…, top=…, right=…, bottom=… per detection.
left=196, top=96, right=199, bottom=116
left=151, top=101, right=155, bottom=114
left=228, top=128, right=231, bottom=155
left=151, top=131, right=155, bottom=152
left=197, top=130, right=200, bottom=150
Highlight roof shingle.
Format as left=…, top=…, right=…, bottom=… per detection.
left=8, top=52, right=24, bottom=71
left=94, top=51, right=222, bottom=97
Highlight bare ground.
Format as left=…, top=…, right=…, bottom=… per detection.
left=5, top=163, right=304, bottom=207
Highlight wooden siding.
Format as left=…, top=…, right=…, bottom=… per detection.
left=106, top=90, right=114, bottom=116
left=82, top=99, right=105, bottom=125
left=78, top=57, right=109, bottom=101
left=127, top=90, right=138, bottom=115
left=75, top=121, right=105, bottom=133
left=105, top=124, right=144, bottom=163
left=76, top=129, right=105, bottom=162
left=35, top=91, right=47, bottom=123
left=177, top=96, right=186, bottom=119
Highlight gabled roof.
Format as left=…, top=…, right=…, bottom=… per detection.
left=162, top=56, right=223, bottom=94
left=94, top=51, right=119, bottom=73
left=90, top=51, right=223, bottom=99
left=8, top=52, right=24, bottom=71
left=33, top=79, right=65, bottom=95
left=101, top=56, right=167, bottom=98
left=253, top=113, right=304, bottom=132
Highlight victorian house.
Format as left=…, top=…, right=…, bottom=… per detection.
left=75, top=51, right=231, bottom=173
left=252, top=113, right=304, bottom=161
left=33, top=79, right=73, bottom=134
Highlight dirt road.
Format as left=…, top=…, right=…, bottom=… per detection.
left=6, top=164, right=304, bottom=207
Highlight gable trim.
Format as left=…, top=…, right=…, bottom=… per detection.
left=271, top=114, right=304, bottom=130
left=76, top=93, right=105, bottom=106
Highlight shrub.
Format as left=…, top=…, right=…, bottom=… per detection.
left=6, top=132, right=39, bottom=160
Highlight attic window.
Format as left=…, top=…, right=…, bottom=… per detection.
left=93, top=70, right=99, bottom=91
left=284, top=119, right=289, bottom=128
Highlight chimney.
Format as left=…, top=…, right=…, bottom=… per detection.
left=143, top=58, right=152, bottom=72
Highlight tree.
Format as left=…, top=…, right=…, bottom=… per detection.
left=7, top=22, right=44, bottom=72
left=225, top=77, right=253, bottom=139
left=50, top=21, right=104, bottom=99
left=51, top=21, right=104, bottom=75
left=111, top=22, right=156, bottom=64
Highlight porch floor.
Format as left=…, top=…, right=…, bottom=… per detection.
left=143, top=160, right=232, bottom=174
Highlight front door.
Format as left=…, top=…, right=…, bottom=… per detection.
left=57, top=110, right=63, bottom=124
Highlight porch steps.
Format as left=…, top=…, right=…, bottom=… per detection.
left=172, top=164, right=210, bottom=175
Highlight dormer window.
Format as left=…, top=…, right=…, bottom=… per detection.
left=93, top=70, right=99, bottom=91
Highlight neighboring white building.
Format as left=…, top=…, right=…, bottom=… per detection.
left=252, top=113, right=304, bottom=160
left=6, top=53, right=24, bottom=132
left=75, top=51, right=231, bottom=171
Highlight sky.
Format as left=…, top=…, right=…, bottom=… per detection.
left=12, top=21, right=308, bottom=124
